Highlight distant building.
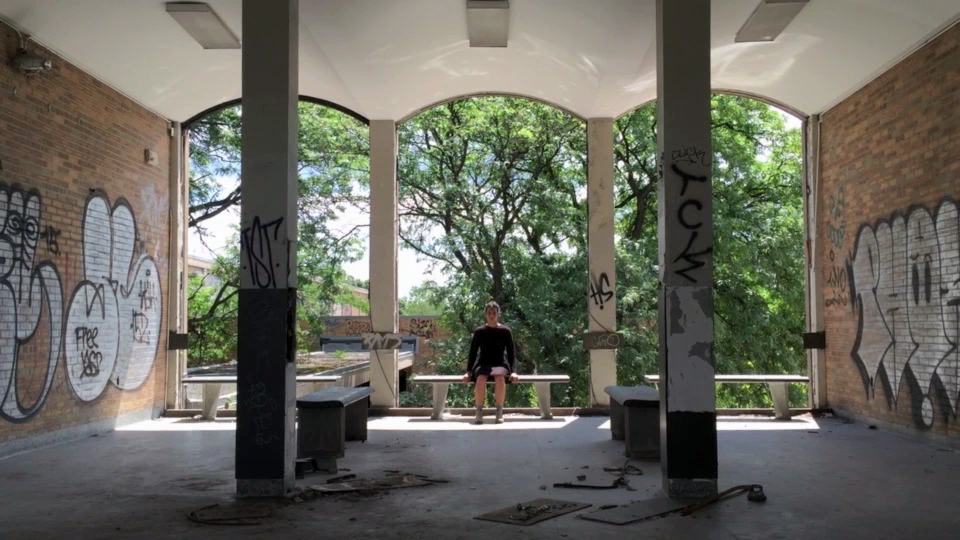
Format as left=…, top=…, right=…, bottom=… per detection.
left=187, top=255, right=222, bottom=288
left=330, top=286, right=369, bottom=316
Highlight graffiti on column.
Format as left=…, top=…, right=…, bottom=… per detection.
left=64, top=194, right=162, bottom=402
left=825, top=186, right=850, bottom=308
left=849, top=198, right=960, bottom=428
left=241, top=216, right=284, bottom=288
left=589, top=272, right=614, bottom=310
left=671, top=163, right=712, bottom=283
left=671, top=146, right=711, bottom=167
left=0, top=184, right=64, bottom=422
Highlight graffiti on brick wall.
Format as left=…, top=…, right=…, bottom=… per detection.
left=64, top=194, right=162, bottom=401
left=825, top=186, right=851, bottom=308
left=0, top=184, right=64, bottom=422
left=408, top=318, right=437, bottom=339
left=849, top=198, right=960, bottom=427
left=343, top=319, right=372, bottom=336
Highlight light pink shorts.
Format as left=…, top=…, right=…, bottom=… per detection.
left=489, top=367, right=509, bottom=377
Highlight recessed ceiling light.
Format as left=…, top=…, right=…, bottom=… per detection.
left=736, top=0, right=809, bottom=43
left=166, top=2, right=240, bottom=50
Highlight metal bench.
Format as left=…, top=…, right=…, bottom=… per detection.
left=412, top=374, right=570, bottom=420
left=296, top=386, right=375, bottom=473
left=604, top=385, right=660, bottom=459
left=643, top=374, right=810, bottom=420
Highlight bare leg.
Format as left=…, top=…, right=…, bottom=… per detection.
left=494, top=376, right=506, bottom=406
left=475, top=375, right=488, bottom=406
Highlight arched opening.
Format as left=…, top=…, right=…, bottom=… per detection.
left=613, top=93, right=807, bottom=410
left=180, top=98, right=371, bottom=407
left=395, top=95, right=590, bottom=409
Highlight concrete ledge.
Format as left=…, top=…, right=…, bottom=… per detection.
left=0, top=406, right=162, bottom=460
left=161, top=407, right=823, bottom=419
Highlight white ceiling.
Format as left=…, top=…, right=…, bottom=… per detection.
left=2, top=0, right=959, bottom=122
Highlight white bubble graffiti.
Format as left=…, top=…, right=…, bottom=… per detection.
left=849, top=199, right=960, bottom=427
left=64, top=194, right=162, bottom=402
left=0, top=184, right=63, bottom=422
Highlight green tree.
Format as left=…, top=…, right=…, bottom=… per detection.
left=398, top=97, right=589, bottom=407
left=185, top=102, right=369, bottom=365
left=399, top=95, right=804, bottom=408
left=400, top=283, right=444, bottom=316
left=613, top=95, right=805, bottom=407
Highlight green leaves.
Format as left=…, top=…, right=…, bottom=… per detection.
left=186, top=103, right=370, bottom=366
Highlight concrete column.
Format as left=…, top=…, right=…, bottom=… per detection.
left=165, top=123, right=188, bottom=409
left=236, top=0, right=299, bottom=497
left=656, top=0, right=718, bottom=499
left=803, top=115, right=827, bottom=408
left=369, top=120, right=399, bottom=408
left=587, top=118, right=617, bottom=406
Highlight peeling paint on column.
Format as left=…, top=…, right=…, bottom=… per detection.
left=665, top=286, right=715, bottom=412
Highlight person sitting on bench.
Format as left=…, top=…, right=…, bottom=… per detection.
left=463, top=301, right=518, bottom=424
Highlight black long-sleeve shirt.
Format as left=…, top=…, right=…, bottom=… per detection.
left=467, top=324, right=516, bottom=375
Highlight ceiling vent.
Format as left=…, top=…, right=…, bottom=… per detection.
left=467, top=1, right=510, bottom=48
left=166, top=2, right=240, bottom=49
left=735, top=0, right=809, bottom=43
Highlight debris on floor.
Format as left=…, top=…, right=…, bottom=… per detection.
left=580, top=497, right=690, bottom=525
left=579, top=484, right=767, bottom=526
left=327, top=474, right=357, bottom=483
left=474, top=498, right=591, bottom=526
left=602, top=463, right=643, bottom=476
left=680, top=484, right=767, bottom=516
left=311, top=474, right=434, bottom=494
left=554, top=477, right=629, bottom=490
left=187, top=503, right=273, bottom=526
left=577, top=475, right=587, bottom=481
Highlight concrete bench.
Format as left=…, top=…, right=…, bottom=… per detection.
left=604, top=386, right=660, bottom=459
left=182, top=374, right=340, bottom=420
left=412, top=374, right=570, bottom=420
left=643, top=374, right=809, bottom=420
left=296, top=386, right=375, bottom=473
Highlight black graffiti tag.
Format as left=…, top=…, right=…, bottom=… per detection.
left=75, top=327, right=102, bottom=380
left=671, top=146, right=711, bottom=167
left=589, top=273, right=614, bottom=310
left=131, top=310, right=150, bottom=343
left=39, top=225, right=61, bottom=255
left=672, top=164, right=707, bottom=197
left=671, top=165, right=712, bottom=284
left=241, top=216, right=284, bottom=288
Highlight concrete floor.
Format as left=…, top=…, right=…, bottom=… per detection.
left=1, top=414, right=959, bottom=539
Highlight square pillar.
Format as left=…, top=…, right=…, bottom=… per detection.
left=369, top=120, right=399, bottom=408
left=587, top=118, right=617, bottom=407
left=656, top=0, right=718, bottom=499
left=803, top=115, right=827, bottom=408
left=236, top=0, right=299, bottom=497
left=165, top=122, right=189, bottom=409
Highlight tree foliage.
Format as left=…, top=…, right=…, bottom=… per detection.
left=613, top=96, right=805, bottom=406
left=398, top=97, right=589, bottom=406
left=185, top=103, right=369, bottom=365
left=399, top=95, right=805, bottom=408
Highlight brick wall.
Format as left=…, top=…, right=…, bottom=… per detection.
left=820, top=21, right=960, bottom=440
left=0, top=23, right=170, bottom=453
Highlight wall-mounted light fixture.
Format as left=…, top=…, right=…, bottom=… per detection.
left=467, top=0, right=509, bottom=48
left=736, top=0, right=809, bottom=43
left=166, top=2, right=240, bottom=49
